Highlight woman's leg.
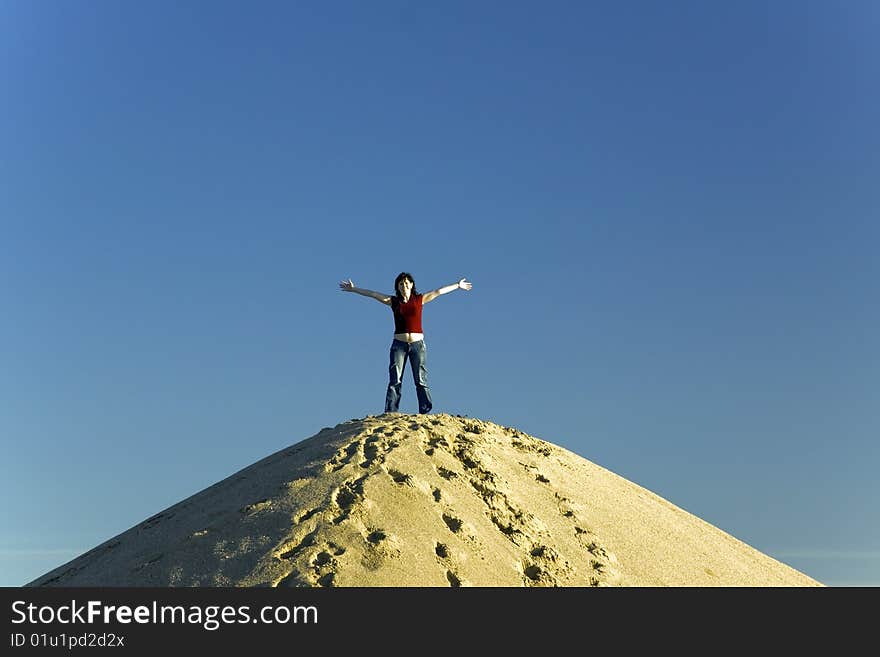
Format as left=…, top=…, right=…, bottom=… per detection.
left=410, top=340, right=433, bottom=414
left=384, top=340, right=408, bottom=412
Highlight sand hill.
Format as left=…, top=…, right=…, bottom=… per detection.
left=28, top=414, right=821, bottom=587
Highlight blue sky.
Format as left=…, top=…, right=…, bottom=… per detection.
left=2, top=1, right=877, bottom=587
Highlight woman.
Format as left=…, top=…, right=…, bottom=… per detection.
left=339, top=272, right=473, bottom=414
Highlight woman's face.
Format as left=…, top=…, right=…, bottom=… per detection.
left=397, top=278, right=413, bottom=295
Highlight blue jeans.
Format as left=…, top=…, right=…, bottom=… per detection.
left=385, top=339, right=433, bottom=414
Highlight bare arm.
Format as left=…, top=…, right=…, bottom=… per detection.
left=339, top=278, right=392, bottom=305
left=422, top=278, right=473, bottom=304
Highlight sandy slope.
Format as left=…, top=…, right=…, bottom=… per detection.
left=28, top=414, right=821, bottom=587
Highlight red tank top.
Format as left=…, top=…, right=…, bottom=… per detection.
left=391, top=294, right=423, bottom=333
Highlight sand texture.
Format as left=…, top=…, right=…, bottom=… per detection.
left=28, top=414, right=822, bottom=587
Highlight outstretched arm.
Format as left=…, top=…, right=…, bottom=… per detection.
left=422, top=278, right=473, bottom=304
left=339, top=278, right=392, bottom=305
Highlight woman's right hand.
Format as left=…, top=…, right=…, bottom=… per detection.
left=339, top=278, right=355, bottom=291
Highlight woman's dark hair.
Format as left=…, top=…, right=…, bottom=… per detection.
left=393, top=272, right=418, bottom=299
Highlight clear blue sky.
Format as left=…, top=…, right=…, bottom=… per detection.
left=2, top=1, right=877, bottom=587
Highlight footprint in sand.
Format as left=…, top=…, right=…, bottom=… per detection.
left=521, top=543, right=573, bottom=587
left=434, top=541, right=465, bottom=587
left=274, top=540, right=346, bottom=587
left=435, top=465, right=458, bottom=481
left=240, top=499, right=272, bottom=516
left=325, top=439, right=362, bottom=473
left=386, top=468, right=415, bottom=486
left=331, top=475, right=368, bottom=524
left=442, top=513, right=463, bottom=533
left=573, top=526, right=622, bottom=586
